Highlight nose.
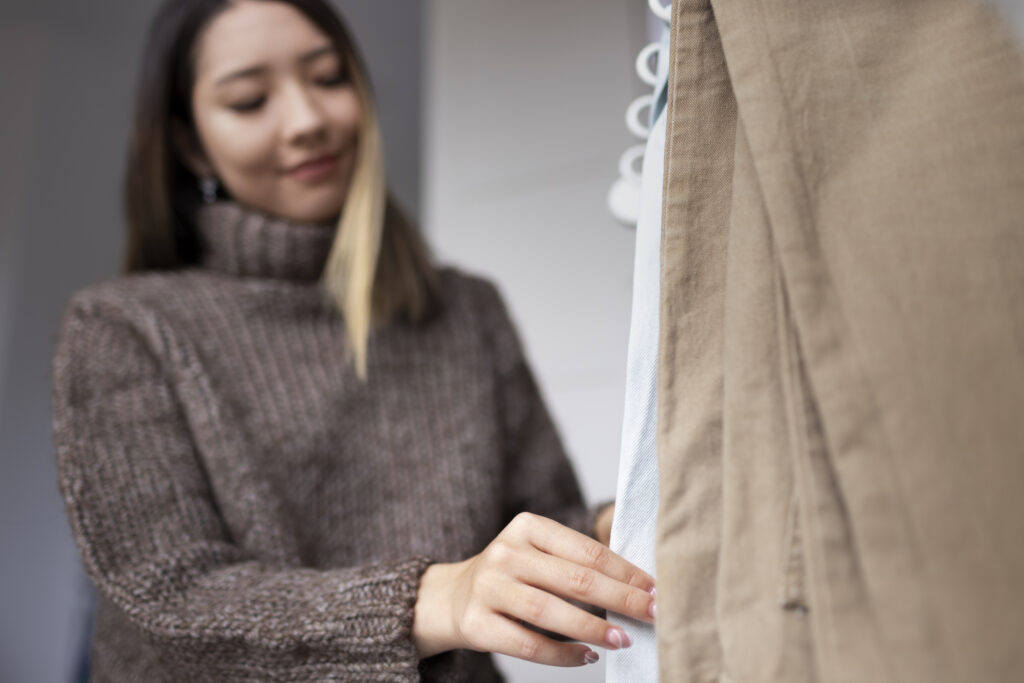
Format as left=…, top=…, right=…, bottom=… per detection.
left=280, top=81, right=327, bottom=146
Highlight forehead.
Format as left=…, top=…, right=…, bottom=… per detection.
left=194, top=1, right=334, bottom=77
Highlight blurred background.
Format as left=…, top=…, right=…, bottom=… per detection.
left=3, top=1, right=1022, bottom=682
left=0, top=0, right=651, bottom=680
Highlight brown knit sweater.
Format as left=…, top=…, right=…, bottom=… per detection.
left=52, top=203, right=591, bottom=682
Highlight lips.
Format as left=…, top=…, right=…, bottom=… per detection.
left=285, top=154, right=341, bottom=182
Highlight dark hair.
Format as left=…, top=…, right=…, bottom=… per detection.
left=122, top=0, right=440, bottom=374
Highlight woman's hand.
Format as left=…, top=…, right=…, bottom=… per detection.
left=412, top=512, right=655, bottom=667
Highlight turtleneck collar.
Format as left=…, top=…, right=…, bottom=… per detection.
left=196, top=202, right=337, bottom=282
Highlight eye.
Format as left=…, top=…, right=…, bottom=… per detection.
left=316, top=67, right=350, bottom=88
left=228, top=96, right=266, bottom=113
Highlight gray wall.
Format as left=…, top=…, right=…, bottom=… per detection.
left=1, top=5, right=155, bottom=681
left=0, top=2, right=422, bottom=681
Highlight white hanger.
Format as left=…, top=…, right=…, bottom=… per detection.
left=648, top=0, right=672, bottom=23
left=608, top=144, right=647, bottom=224
left=607, top=2, right=671, bottom=227
left=635, top=42, right=662, bottom=87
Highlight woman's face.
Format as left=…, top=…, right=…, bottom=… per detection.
left=188, top=0, right=361, bottom=223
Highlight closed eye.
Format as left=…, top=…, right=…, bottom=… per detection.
left=229, top=96, right=266, bottom=113
left=315, top=66, right=350, bottom=88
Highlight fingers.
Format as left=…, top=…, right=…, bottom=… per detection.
left=510, top=512, right=655, bottom=592
left=451, top=512, right=654, bottom=666
left=495, top=583, right=635, bottom=651
left=519, top=550, right=655, bottom=625
left=470, top=611, right=600, bottom=667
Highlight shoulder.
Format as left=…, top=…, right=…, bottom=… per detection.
left=435, top=266, right=511, bottom=321
left=433, top=266, right=524, bottom=365
left=67, top=270, right=205, bottom=317
left=62, top=274, right=169, bottom=336
left=58, top=269, right=222, bottom=357
left=62, top=267, right=244, bottom=323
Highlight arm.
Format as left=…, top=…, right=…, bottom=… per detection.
left=53, top=301, right=428, bottom=681
left=477, top=279, right=597, bottom=536
left=411, top=280, right=649, bottom=667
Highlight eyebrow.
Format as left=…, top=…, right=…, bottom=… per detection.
left=213, top=45, right=338, bottom=87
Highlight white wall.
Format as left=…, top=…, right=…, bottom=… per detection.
left=0, top=2, right=422, bottom=681
left=424, top=1, right=649, bottom=680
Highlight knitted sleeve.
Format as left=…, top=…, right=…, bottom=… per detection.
left=472, top=280, right=597, bottom=538
left=52, top=297, right=428, bottom=681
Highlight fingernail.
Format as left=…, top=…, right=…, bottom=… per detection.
left=605, top=627, right=632, bottom=649
left=649, top=586, right=657, bottom=596
left=648, top=599, right=657, bottom=619
left=584, top=650, right=600, bottom=665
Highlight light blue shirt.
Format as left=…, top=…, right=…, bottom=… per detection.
left=606, top=24, right=669, bottom=683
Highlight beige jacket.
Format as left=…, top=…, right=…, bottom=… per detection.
left=655, top=1, right=1024, bottom=681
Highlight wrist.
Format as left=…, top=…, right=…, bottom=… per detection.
left=412, top=561, right=462, bottom=658
left=594, top=503, right=615, bottom=546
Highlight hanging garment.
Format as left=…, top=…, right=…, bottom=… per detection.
left=655, top=1, right=1024, bottom=682
left=606, top=19, right=671, bottom=683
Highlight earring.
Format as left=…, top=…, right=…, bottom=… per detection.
left=199, top=176, right=219, bottom=204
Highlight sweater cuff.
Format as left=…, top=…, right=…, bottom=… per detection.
left=313, top=556, right=433, bottom=672
left=165, top=556, right=436, bottom=681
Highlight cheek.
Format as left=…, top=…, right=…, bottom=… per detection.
left=324, top=89, right=362, bottom=144
left=198, top=111, right=279, bottom=178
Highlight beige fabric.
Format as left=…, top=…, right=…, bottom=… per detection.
left=656, top=1, right=1024, bottom=682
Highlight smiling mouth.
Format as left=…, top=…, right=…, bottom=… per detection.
left=286, top=154, right=341, bottom=182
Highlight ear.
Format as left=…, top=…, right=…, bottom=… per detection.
left=171, top=119, right=215, bottom=178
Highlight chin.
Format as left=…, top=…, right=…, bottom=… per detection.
left=280, top=195, right=345, bottom=224
left=238, top=185, right=345, bottom=224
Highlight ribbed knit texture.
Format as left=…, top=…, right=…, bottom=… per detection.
left=52, top=202, right=590, bottom=682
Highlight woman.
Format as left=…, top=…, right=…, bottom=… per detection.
left=52, top=0, right=652, bottom=681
